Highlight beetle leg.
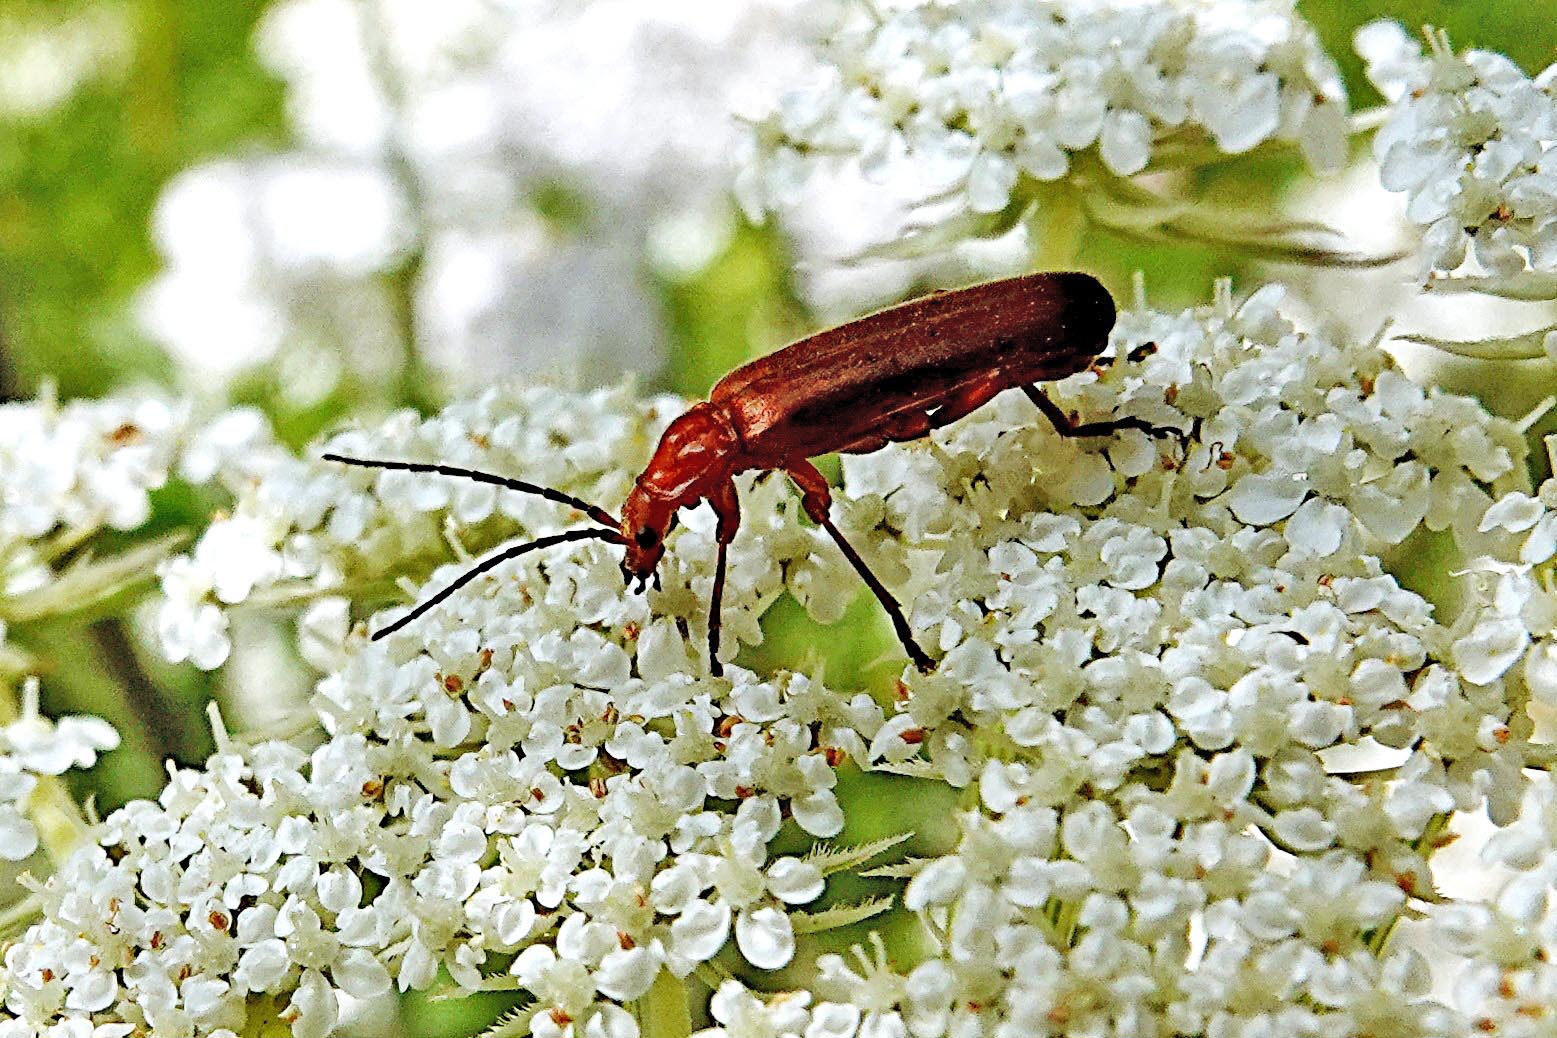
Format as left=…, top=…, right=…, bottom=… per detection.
left=708, top=540, right=728, bottom=678
left=1022, top=384, right=1176, bottom=440
left=706, top=480, right=741, bottom=678
left=882, top=411, right=932, bottom=440
left=784, top=460, right=934, bottom=673
left=927, top=371, right=1006, bottom=430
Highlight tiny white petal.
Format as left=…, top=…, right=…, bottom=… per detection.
left=735, top=906, right=795, bottom=969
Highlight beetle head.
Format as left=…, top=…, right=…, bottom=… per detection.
left=620, top=487, right=673, bottom=586
left=618, top=402, right=740, bottom=588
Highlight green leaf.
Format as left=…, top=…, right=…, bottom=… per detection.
left=804, top=831, right=914, bottom=876
left=473, top=1000, right=538, bottom=1038
left=425, top=974, right=524, bottom=1001
left=0, top=531, right=186, bottom=623
left=1089, top=172, right=1403, bottom=268
left=789, top=895, right=896, bottom=934
left=632, top=969, right=692, bottom=1038
left=860, top=857, right=930, bottom=880
left=1424, top=272, right=1557, bottom=301
left=1398, top=324, right=1557, bottom=361
left=1081, top=189, right=1188, bottom=235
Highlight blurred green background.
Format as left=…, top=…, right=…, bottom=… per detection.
left=3, top=0, right=1553, bottom=415
left=0, top=2, right=1554, bottom=1032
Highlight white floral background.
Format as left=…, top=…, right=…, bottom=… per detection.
left=1, top=1, right=1557, bottom=1036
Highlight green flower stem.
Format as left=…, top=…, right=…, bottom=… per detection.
left=1028, top=184, right=1087, bottom=271
left=27, top=777, right=90, bottom=867
left=1366, top=810, right=1457, bottom=957
left=0, top=892, right=43, bottom=939
left=633, top=969, right=692, bottom=1038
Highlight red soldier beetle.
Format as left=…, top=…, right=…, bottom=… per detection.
left=326, top=270, right=1169, bottom=676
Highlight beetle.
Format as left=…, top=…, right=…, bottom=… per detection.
left=326, top=270, right=1165, bottom=676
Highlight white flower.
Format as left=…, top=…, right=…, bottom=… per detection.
left=700, top=981, right=811, bottom=1038
left=11, top=279, right=1557, bottom=1036
left=0, top=396, right=182, bottom=544
left=1361, top=21, right=1557, bottom=294
left=3, top=684, right=118, bottom=777
left=742, top=0, right=1349, bottom=240
left=0, top=759, right=40, bottom=861
left=0, top=679, right=118, bottom=862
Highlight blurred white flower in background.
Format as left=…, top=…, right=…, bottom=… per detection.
left=739, top=0, right=1352, bottom=276
left=1350, top=21, right=1557, bottom=371
left=138, top=0, right=832, bottom=394
left=142, top=157, right=410, bottom=386
left=0, top=7, right=131, bottom=120
left=0, top=678, right=118, bottom=863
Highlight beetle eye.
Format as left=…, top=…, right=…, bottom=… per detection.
left=634, top=527, right=658, bottom=549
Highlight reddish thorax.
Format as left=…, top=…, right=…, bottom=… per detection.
left=619, top=402, right=743, bottom=579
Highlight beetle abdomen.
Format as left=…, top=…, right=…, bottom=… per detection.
left=714, top=272, right=1115, bottom=462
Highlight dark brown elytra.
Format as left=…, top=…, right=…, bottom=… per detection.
left=326, top=271, right=1165, bottom=676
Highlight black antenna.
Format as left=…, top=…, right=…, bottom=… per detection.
left=372, top=526, right=623, bottom=639
left=322, top=453, right=620, bottom=529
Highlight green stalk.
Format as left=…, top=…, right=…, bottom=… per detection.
left=1028, top=184, right=1087, bottom=270
left=633, top=969, right=692, bottom=1038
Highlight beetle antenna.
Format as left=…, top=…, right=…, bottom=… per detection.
left=322, top=453, right=620, bottom=529
left=372, top=526, right=623, bottom=640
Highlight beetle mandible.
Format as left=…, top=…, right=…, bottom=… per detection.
left=327, top=271, right=1164, bottom=676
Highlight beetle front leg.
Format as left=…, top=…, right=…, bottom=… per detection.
left=784, top=460, right=934, bottom=673
left=706, top=480, right=740, bottom=678
left=708, top=540, right=728, bottom=678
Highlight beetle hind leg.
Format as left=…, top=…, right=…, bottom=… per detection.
left=1023, top=385, right=1177, bottom=440
left=785, top=461, right=934, bottom=673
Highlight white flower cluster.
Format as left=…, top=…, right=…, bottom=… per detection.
left=10, top=284, right=1557, bottom=1037
left=8, top=386, right=879, bottom=1038
left=1, top=677, right=118, bottom=862
left=0, top=395, right=181, bottom=555
left=691, top=284, right=1557, bottom=1036
left=1452, top=767, right=1557, bottom=1033
left=157, top=385, right=700, bottom=671
left=0, top=394, right=272, bottom=610
left=1360, top=21, right=1557, bottom=299
left=739, top=0, right=1350, bottom=226
left=0, top=394, right=269, bottom=865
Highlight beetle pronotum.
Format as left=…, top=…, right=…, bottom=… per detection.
left=327, top=271, right=1163, bottom=675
